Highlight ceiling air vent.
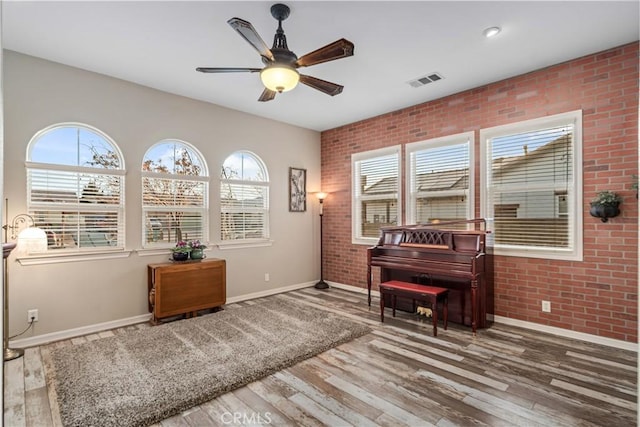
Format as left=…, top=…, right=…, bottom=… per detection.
left=408, top=72, right=444, bottom=88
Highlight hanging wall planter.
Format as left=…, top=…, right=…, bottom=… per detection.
left=589, top=190, right=622, bottom=222
left=589, top=203, right=620, bottom=222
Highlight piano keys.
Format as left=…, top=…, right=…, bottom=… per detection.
left=367, top=219, right=491, bottom=335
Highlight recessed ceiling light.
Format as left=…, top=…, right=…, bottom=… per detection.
left=483, top=26, right=501, bottom=38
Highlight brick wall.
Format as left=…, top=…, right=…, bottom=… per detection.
left=320, top=42, right=638, bottom=343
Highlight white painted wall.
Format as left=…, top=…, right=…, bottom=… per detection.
left=3, top=51, right=322, bottom=339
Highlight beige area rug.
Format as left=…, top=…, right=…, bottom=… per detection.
left=43, top=294, right=371, bottom=427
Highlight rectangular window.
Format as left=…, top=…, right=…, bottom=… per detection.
left=352, top=146, right=401, bottom=244
left=142, top=176, right=208, bottom=246
left=480, top=110, right=583, bottom=260
left=220, top=182, right=269, bottom=241
left=406, top=132, right=473, bottom=225
left=27, top=167, right=125, bottom=250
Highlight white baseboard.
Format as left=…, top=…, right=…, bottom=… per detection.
left=492, top=315, right=638, bottom=352
left=226, top=281, right=316, bottom=304
left=328, top=282, right=637, bottom=352
left=329, top=281, right=378, bottom=297
left=10, top=281, right=317, bottom=349
left=10, top=313, right=152, bottom=349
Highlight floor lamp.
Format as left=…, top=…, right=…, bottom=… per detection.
left=3, top=242, right=19, bottom=361
left=3, top=203, right=48, bottom=361
left=315, top=192, right=329, bottom=289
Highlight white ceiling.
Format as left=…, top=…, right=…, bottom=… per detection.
left=2, top=1, right=638, bottom=132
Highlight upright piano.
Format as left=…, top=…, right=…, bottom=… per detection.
left=367, top=219, right=491, bottom=335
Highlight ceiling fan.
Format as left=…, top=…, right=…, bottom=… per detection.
left=196, top=3, right=354, bottom=102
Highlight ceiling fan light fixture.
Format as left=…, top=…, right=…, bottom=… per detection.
left=260, top=65, right=300, bottom=93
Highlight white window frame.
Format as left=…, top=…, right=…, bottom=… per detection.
left=405, top=132, right=474, bottom=225
left=141, top=140, right=209, bottom=250
left=352, top=145, right=402, bottom=245
left=23, top=122, right=127, bottom=263
left=218, top=150, right=271, bottom=249
left=480, top=110, right=583, bottom=261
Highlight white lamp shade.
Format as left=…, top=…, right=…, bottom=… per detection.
left=260, top=65, right=300, bottom=93
left=17, top=227, right=48, bottom=254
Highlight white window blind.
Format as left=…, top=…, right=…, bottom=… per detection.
left=406, top=132, right=472, bottom=225
left=26, top=124, right=125, bottom=252
left=352, top=146, right=401, bottom=244
left=220, top=151, right=269, bottom=241
left=142, top=141, right=209, bottom=247
left=481, top=110, right=583, bottom=260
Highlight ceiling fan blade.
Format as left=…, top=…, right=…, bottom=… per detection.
left=227, top=18, right=274, bottom=62
left=295, top=38, right=354, bottom=68
left=258, top=88, right=277, bottom=102
left=196, top=67, right=261, bottom=73
left=299, top=75, right=344, bottom=96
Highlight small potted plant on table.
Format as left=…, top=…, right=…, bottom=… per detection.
left=171, top=240, right=191, bottom=261
left=589, top=190, right=622, bottom=222
left=188, top=240, right=207, bottom=260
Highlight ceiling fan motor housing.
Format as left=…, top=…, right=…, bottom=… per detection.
left=267, top=48, right=297, bottom=66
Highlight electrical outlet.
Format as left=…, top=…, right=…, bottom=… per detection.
left=264, top=273, right=270, bottom=282
left=541, top=301, right=551, bottom=313
left=27, top=309, right=39, bottom=322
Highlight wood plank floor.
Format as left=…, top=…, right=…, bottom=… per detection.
left=4, top=287, right=638, bottom=426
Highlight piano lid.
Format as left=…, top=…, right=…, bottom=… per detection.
left=375, top=218, right=488, bottom=253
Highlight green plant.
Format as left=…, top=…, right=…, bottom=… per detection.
left=632, top=174, right=638, bottom=191
left=591, top=190, right=622, bottom=206
left=171, top=240, right=192, bottom=253
left=188, top=240, right=207, bottom=250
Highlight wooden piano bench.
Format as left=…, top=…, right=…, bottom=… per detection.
left=379, top=280, right=449, bottom=336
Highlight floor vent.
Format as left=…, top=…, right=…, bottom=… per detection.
left=408, top=72, right=444, bottom=88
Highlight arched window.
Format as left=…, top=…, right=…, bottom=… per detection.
left=142, top=140, right=209, bottom=247
left=26, top=123, right=125, bottom=251
left=220, top=151, right=269, bottom=241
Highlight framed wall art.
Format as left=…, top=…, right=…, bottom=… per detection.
left=289, top=167, right=307, bottom=212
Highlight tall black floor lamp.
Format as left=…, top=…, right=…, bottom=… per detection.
left=314, top=192, right=329, bottom=289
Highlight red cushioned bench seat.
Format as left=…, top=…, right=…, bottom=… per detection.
left=379, top=280, right=449, bottom=336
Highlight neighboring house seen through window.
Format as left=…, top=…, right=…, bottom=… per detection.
left=142, top=140, right=208, bottom=248
left=406, top=132, right=473, bottom=225
left=26, top=123, right=125, bottom=252
left=480, top=110, right=583, bottom=261
left=220, top=151, right=270, bottom=242
left=352, top=145, right=401, bottom=244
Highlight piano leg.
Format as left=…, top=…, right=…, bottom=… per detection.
left=392, top=295, right=397, bottom=317
left=461, top=290, right=466, bottom=326
left=367, top=265, right=372, bottom=306
left=471, top=283, right=478, bottom=337
left=431, top=299, right=438, bottom=337
left=443, top=294, right=448, bottom=331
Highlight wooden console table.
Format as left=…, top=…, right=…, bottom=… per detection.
left=147, top=258, right=226, bottom=325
